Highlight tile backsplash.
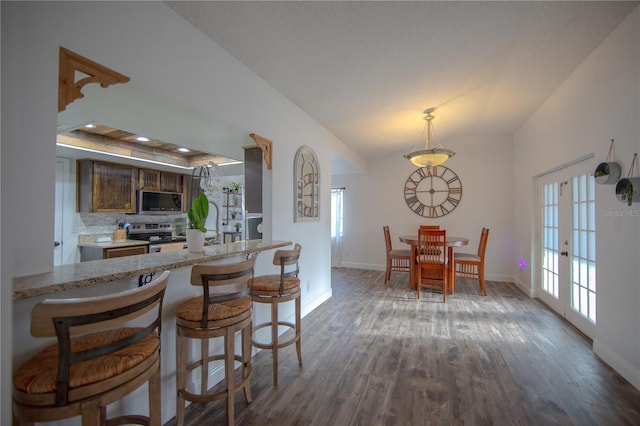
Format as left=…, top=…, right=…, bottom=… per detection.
left=77, top=213, right=187, bottom=235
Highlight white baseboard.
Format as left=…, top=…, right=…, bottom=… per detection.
left=593, top=338, right=640, bottom=391
left=339, top=261, right=384, bottom=270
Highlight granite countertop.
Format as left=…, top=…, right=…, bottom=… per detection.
left=13, top=239, right=291, bottom=300
left=78, top=239, right=150, bottom=249
left=77, top=233, right=149, bottom=249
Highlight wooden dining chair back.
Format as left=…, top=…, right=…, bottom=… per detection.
left=455, top=227, right=490, bottom=295
left=13, top=270, right=170, bottom=426
left=176, top=255, right=257, bottom=426
left=251, top=243, right=303, bottom=386
left=416, top=228, right=448, bottom=302
left=383, top=225, right=411, bottom=285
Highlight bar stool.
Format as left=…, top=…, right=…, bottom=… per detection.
left=176, top=256, right=257, bottom=426
left=250, top=243, right=302, bottom=386
left=12, top=270, right=170, bottom=426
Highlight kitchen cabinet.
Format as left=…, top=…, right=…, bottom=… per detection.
left=139, top=169, right=161, bottom=190
left=160, top=172, right=183, bottom=193
left=80, top=244, right=148, bottom=262
left=77, top=160, right=137, bottom=213
left=139, top=169, right=183, bottom=193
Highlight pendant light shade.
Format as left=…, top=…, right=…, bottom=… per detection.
left=404, top=109, right=454, bottom=167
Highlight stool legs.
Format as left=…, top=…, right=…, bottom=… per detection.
left=253, top=291, right=302, bottom=386
left=176, top=327, right=187, bottom=426
left=225, top=330, right=235, bottom=426
left=295, top=294, right=302, bottom=367
left=176, top=313, right=253, bottom=426
left=271, top=300, right=279, bottom=386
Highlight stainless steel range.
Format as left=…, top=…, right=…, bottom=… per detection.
left=127, top=222, right=186, bottom=252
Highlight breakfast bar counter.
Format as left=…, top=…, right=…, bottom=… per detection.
left=13, top=239, right=291, bottom=300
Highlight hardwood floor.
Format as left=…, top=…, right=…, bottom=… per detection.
left=168, top=268, right=640, bottom=425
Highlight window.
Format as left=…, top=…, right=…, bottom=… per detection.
left=331, top=188, right=344, bottom=238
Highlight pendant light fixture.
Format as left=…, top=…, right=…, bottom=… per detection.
left=404, top=108, right=454, bottom=168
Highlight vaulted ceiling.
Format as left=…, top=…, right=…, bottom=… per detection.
left=167, top=1, right=637, bottom=163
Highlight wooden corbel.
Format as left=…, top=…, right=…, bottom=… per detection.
left=249, top=133, right=273, bottom=170
left=58, top=47, right=130, bottom=112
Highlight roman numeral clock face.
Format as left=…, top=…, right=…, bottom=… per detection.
left=404, top=166, right=463, bottom=218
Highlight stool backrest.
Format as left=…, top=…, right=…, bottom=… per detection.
left=191, top=256, right=257, bottom=326
left=29, top=270, right=170, bottom=406
left=273, top=243, right=302, bottom=274
left=31, top=270, right=170, bottom=338
left=272, top=243, right=302, bottom=294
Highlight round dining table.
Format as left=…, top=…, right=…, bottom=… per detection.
left=398, top=235, right=469, bottom=291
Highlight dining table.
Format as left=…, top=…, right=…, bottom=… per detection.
left=399, top=235, right=469, bottom=292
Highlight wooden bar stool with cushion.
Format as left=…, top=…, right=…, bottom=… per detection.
left=383, top=226, right=411, bottom=285
left=250, top=243, right=302, bottom=386
left=455, top=227, right=490, bottom=296
left=416, top=228, right=448, bottom=302
left=176, top=256, right=256, bottom=426
left=13, top=270, right=170, bottom=426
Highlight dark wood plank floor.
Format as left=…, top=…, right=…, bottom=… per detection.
left=168, top=268, right=640, bottom=425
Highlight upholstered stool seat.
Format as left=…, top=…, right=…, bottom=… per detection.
left=177, top=296, right=253, bottom=323
left=176, top=256, right=257, bottom=426
left=252, top=275, right=300, bottom=294
left=14, top=327, right=158, bottom=397
left=250, top=243, right=302, bottom=386
left=12, top=271, right=170, bottom=426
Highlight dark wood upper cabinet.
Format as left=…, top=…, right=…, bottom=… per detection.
left=77, top=160, right=137, bottom=213
left=160, top=172, right=182, bottom=193
left=139, top=169, right=161, bottom=190
left=139, top=169, right=183, bottom=193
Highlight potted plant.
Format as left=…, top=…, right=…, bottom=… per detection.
left=615, top=153, right=639, bottom=207
left=186, top=192, right=209, bottom=252
left=616, top=179, right=637, bottom=207
left=594, top=139, right=621, bottom=185
left=234, top=222, right=242, bottom=233
left=230, top=182, right=241, bottom=193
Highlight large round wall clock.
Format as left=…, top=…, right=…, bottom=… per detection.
left=404, top=166, right=463, bottom=218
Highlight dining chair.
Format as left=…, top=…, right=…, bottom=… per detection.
left=454, top=227, right=489, bottom=296
left=416, top=228, right=448, bottom=302
left=13, top=271, right=170, bottom=426
left=383, top=225, right=411, bottom=285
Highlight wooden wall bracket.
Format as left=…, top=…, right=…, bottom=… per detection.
left=249, top=133, right=273, bottom=170
left=58, top=47, right=130, bottom=112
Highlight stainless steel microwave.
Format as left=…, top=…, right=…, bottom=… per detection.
left=137, top=190, right=183, bottom=214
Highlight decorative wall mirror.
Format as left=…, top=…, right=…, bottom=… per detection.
left=294, top=145, right=320, bottom=222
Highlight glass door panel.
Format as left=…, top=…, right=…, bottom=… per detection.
left=536, top=161, right=596, bottom=338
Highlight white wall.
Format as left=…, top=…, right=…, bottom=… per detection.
left=1, top=2, right=362, bottom=423
left=333, top=133, right=514, bottom=282
left=513, top=7, right=640, bottom=388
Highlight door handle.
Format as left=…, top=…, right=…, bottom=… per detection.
left=54, top=241, right=61, bottom=247
left=560, top=251, right=568, bottom=257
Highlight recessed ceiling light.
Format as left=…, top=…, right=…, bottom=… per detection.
left=85, top=123, right=96, bottom=128
left=177, top=147, right=190, bottom=153
left=136, top=136, right=150, bottom=142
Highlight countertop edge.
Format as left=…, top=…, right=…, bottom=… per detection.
left=13, top=240, right=292, bottom=300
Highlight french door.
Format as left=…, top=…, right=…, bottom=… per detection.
left=537, top=161, right=596, bottom=338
